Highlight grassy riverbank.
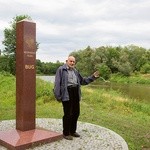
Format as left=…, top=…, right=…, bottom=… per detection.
left=110, top=73, right=150, bottom=84
left=0, top=73, right=150, bottom=150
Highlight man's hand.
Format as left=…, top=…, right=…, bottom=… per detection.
left=93, top=71, right=100, bottom=78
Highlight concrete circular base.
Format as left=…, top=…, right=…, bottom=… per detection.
left=0, top=118, right=128, bottom=150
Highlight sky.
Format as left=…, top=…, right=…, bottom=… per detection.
left=0, top=0, right=150, bottom=63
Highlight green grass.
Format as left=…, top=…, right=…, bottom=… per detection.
left=110, top=73, right=150, bottom=84
left=80, top=87, right=150, bottom=150
left=0, top=73, right=150, bottom=150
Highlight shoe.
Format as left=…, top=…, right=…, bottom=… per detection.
left=71, top=132, right=80, bottom=137
left=63, top=135, right=73, bottom=140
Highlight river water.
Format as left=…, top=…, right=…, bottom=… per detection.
left=37, top=76, right=55, bottom=83
left=90, top=82, right=150, bottom=103
left=37, top=76, right=150, bottom=103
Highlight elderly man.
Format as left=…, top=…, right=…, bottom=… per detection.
left=54, top=56, right=99, bottom=140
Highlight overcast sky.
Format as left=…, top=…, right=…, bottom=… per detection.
left=0, top=0, right=150, bottom=63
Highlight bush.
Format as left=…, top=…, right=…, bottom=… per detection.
left=36, top=78, right=55, bottom=102
left=140, top=63, right=150, bottom=73
left=97, top=64, right=111, bottom=80
left=118, top=62, right=132, bottom=76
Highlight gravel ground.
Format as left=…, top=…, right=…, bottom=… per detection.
left=0, top=118, right=128, bottom=150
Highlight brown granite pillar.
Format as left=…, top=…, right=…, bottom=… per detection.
left=0, top=19, right=62, bottom=150
left=16, top=19, right=36, bottom=131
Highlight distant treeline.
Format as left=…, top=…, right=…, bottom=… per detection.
left=0, top=45, right=150, bottom=78
left=70, top=45, right=150, bottom=79
left=36, top=60, right=63, bottom=75
left=0, top=56, right=63, bottom=75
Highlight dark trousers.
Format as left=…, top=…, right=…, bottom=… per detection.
left=62, top=86, right=80, bottom=136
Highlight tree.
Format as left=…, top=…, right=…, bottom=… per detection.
left=70, top=46, right=94, bottom=76
left=140, top=63, right=150, bottom=74
left=96, top=63, right=111, bottom=80
left=2, top=15, right=39, bottom=75
left=0, top=55, right=11, bottom=72
left=127, top=45, right=146, bottom=71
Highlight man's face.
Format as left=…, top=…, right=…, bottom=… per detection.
left=66, top=56, right=76, bottom=69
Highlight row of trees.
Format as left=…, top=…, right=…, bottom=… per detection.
left=0, top=55, right=63, bottom=75
left=70, top=45, right=150, bottom=79
left=1, top=44, right=149, bottom=77
left=36, top=59, right=63, bottom=75
left=0, top=15, right=150, bottom=78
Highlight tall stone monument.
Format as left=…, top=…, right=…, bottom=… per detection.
left=0, top=20, right=62, bottom=150
left=16, top=19, right=36, bottom=131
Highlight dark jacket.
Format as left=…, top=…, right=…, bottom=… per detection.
left=54, top=64, right=96, bottom=101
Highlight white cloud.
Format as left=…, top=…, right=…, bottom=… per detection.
left=0, top=0, right=150, bottom=62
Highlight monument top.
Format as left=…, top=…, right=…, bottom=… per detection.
left=17, top=19, right=34, bottom=23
